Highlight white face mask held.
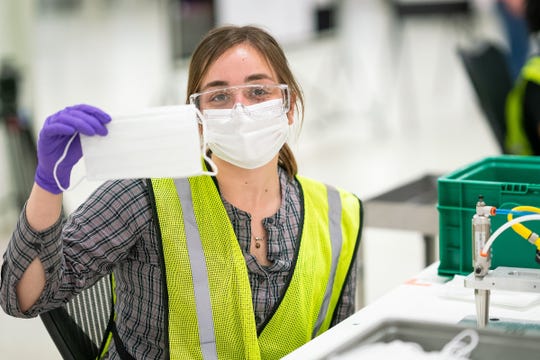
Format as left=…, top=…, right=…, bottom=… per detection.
left=55, top=105, right=217, bottom=188
left=203, top=99, right=290, bottom=169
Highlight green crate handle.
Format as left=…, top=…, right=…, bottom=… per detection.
left=501, top=183, right=540, bottom=194
left=501, top=184, right=528, bottom=194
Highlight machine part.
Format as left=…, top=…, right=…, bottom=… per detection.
left=474, top=289, right=490, bottom=328
left=465, top=266, right=540, bottom=328
left=465, top=267, right=540, bottom=292
left=471, top=196, right=492, bottom=328
left=472, top=196, right=492, bottom=277
left=466, top=200, right=540, bottom=329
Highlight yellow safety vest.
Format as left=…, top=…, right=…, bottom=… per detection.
left=150, top=174, right=361, bottom=360
left=505, top=56, right=540, bottom=155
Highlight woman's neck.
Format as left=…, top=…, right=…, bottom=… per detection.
left=214, top=156, right=281, bottom=216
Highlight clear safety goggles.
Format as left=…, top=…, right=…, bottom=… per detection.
left=189, top=83, right=290, bottom=114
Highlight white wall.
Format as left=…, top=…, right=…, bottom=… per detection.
left=0, top=0, right=35, bottom=230
left=215, top=0, right=317, bottom=44
left=0, top=0, right=34, bottom=66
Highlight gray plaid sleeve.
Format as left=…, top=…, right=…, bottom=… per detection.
left=0, top=203, right=64, bottom=317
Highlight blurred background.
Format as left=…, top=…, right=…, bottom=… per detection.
left=0, top=0, right=514, bottom=357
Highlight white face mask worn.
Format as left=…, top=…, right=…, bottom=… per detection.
left=53, top=105, right=218, bottom=192
left=202, top=98, right=290, bottom=169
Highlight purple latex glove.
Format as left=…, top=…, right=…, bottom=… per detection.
left=35, top=104, right=111, bottom=194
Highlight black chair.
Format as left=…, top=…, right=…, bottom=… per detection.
left=457, top=41, right=514, bottom=153
left=40, top=275, right=114, bottom=360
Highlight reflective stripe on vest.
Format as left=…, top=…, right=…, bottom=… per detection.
left=174, top=178, right=218, bottom=360
left=505, top=56, right=540, bottom=155
left=311, top=185, right=342, bottom=338
left=151, top=175, right=361, bottom=359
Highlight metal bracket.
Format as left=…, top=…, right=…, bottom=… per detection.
left=464, top=267, right=540, bottom=293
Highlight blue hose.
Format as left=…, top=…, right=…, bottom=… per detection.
left=495, top=209, right=537, bottom=216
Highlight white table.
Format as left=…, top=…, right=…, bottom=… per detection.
left=283, top=262, right=540, bottom=359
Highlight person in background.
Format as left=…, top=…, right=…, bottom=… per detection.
left=505, top=0, right=540, bottom=155
left=497, top=0, right=529, bottom=80
left=0, top=25, right=363, bottom=359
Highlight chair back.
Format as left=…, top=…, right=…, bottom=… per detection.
left=40, top=275, right=114, bottom=360
left=457, top=42, right=513, bottom=153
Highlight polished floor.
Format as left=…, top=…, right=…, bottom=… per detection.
left=0, top=0, right=506, bottom=358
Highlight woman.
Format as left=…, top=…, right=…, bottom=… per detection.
left=1, top=25, right=362, bottom=359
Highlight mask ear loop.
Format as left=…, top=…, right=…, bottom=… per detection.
left=195, top=108, right=218, bottom=176
left=53, top=132, right=86, bottom=192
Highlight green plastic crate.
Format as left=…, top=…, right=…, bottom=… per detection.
left=438, top=155, right=540, bottom=276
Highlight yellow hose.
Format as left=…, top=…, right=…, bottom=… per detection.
left=508, top=206, right=540, bottom=241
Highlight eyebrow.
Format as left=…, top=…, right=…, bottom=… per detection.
left=245, top=73, right=274, bottom=82
left=201, top=73, right=275, bottom=91
left=202, top=80, right=228, bottom=90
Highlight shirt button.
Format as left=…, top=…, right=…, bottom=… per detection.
left=267, top=218, right=274, bottom=224
left=255, top=315, right=262, bottom=324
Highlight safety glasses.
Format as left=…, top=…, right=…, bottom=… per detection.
left=189, top=83, right=290, bottom=114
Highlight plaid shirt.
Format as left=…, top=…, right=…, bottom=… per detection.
left=1, top=168, right=357, bottom=359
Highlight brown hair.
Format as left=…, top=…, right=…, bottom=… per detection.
left=186, top=25, right=304, bottom=178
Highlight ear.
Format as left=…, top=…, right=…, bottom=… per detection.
left=287, top=93, right=296, bottom=125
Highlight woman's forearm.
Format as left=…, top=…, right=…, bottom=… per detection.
left=26, top=183, right=63, bottom=231
left=15, top=183, right=63, bottom=312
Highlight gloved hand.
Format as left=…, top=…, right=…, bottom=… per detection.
left=35, top=104, right=111, bottom=194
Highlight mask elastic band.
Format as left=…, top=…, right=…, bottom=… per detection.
left=53, top=132, right=85, bottom=192
left=196, top=108, right=218, bottom=176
